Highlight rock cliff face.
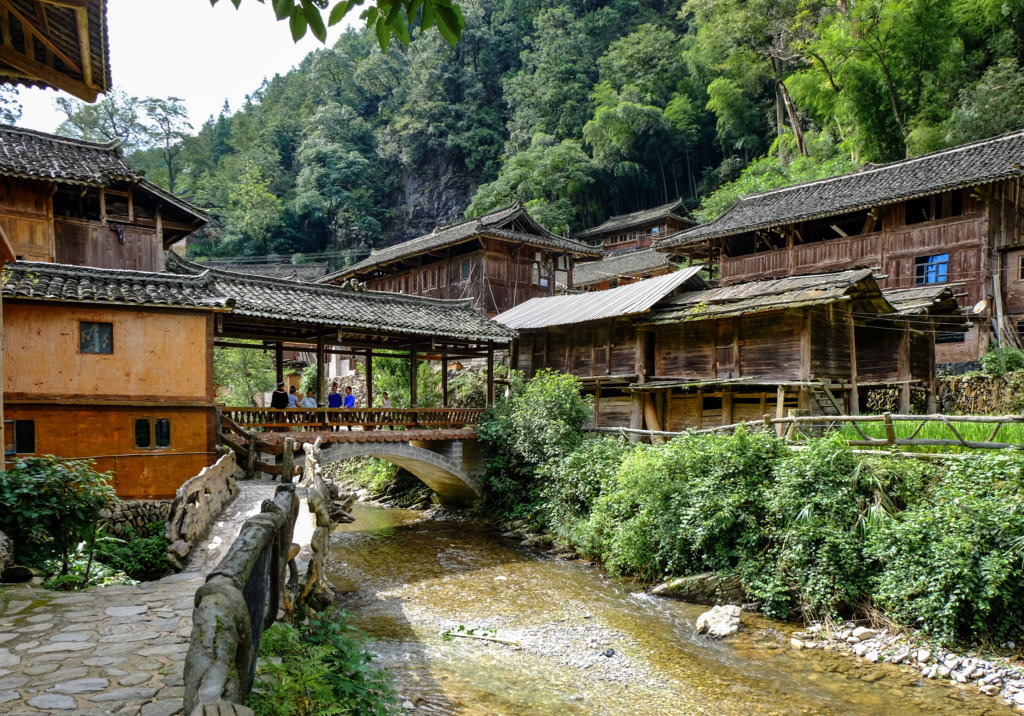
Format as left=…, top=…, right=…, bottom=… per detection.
left=387, top=154, right=480, bottom=243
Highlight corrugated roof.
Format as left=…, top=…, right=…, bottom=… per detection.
left=574, top=198, right=692, bottom=239
left=650, top=269, right=882, bottom=323
left=573, top=249, right=678, bottom=286
left=166, top=254, right=516, bottom=343
left=320, top=203, right=599, bottom=283
left=494, top=266, right=706, bottom=330
left=658, top=130, right=1024, bottom=249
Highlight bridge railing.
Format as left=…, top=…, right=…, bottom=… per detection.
left=221, top=407, right=485, bottom=432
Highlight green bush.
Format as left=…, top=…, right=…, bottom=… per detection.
left=92, top=523, right=171, bottom=581
left=249, top=608, right=394, bottom=716
left=980, top=346, right=1024, bottom=376
left=478, top=369, right=591, bottom=518
left=867, top=451, right=1024, bottom=645
left=0, top=456, right=115, bottom=572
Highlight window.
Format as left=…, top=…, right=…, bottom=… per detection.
left=915, top=253, right=949, bottom=284
left=80, top=321, right=113, bottom=354
left=403, top=276, right=409, bottom=293
left=461, top=260, right=471, bottom=281
left=134, top=418, right=171, bottom=449
left=422, top=270, right=429, bottom=289
left=1019, top=254, right=1024, bottom=281
left=936, top=332, right=966, bottom=344
left=440, top=265, right=447, bottom=285
left=651, top=226, right=660, bottom=235
left=431, top=269, right=437, bottom=289
left=4, top=420, right=35, bottom=455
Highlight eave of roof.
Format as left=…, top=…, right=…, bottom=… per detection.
left=573, top=198, right=691, bottom=239
left=495, top=266, right=706, bottom=330
left=657, top=130, right=1024, bottom=250
left=573, top=249, right=678, bottom=286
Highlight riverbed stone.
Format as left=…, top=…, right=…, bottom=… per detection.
left=141, top=700, right=184, bottom=716
left=650, top=572, right=745, bottom=605
left=89, top=686, right=159, bottom=702
left=0, top=690, right=18, bottom=704
left=104, top=605, right=148, bottom=617
left=50, top=677, right=109, bottom=693
left=916, top=648, right=932, bottom=663
left=695, top=605, right=741, bottom=638
left=27, top=694, right=78, bottom=710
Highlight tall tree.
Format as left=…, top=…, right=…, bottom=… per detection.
left=55, top=89, right=151, bottom=152
left=142, top=98, right=193, bottom=194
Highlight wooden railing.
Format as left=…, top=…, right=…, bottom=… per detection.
left=588, top=411, right=1024, bottom=454
left=221, top=407, right=485, bottom=432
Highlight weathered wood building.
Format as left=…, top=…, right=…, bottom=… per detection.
left=573, top=198, right=694, bottom=254
left=319, top=203, right=600, bottom=316
left=572, top=248, right=682, bottom=291
left=498, top=270, right=963, bottom=431
left=656, top=131, right=1024, bottom=363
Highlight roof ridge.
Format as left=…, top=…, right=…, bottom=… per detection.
left=11, top=259, right=212, bottom=284
left=1, top=123, right=123, bottom=153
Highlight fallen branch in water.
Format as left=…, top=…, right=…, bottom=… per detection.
left=441, top=625, right=521, bottom=649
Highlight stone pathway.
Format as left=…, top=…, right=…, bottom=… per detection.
left=0, top=481, right=280, bottom=715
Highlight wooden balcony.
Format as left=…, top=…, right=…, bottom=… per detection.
left=221, top=407, right=486, bottom=433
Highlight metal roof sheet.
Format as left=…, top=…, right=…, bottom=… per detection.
left=494, top=266, right=706, bottom=330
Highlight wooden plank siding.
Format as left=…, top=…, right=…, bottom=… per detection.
left=0, top=177, right=54, bottom=262
left=54, top=218, right=164, bottom=272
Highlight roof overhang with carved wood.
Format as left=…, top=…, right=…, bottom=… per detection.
left=0, top=0, right=110, bottom=102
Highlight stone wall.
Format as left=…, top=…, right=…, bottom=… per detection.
left=99, top=500, right=172, bottom=539
left=166, top=451, right=238, bottom=570
left=936, top=371, right=1024, bottom=415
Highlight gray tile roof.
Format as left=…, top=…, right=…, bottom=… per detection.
left=1, top=260, right=231, bottom=310
left=649, top=269, right=883, bottom=323
left=573, top=249, right=679, bottom=287
left=494, top=266, right=706, bottom=330
left=320, top=203, right=600, bottom=283
left=197, top=261, right=329, bottom=281
left=882, top=285, right=966, bottom=319
left=166, top=254, right=516, bottom=342
left=658, top=130, right=1024, bottom=249
left=573, top=199, right=691, bottom=239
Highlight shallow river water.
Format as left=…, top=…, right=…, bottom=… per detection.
left=327, top=503, right=1009, bottom=715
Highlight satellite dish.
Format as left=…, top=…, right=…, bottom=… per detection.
left=972, top=300, right=988, bottom=314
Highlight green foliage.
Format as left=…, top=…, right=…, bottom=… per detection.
left=477, top=370, right=591, bottom=518
left=367, top=356, right=441, bottom=408
left=214, top=341, right=276, bottom=407
left=867, top=452, right=1024, bottom=644
left=91, top=523, right=171, bottom=582
left=0, top=457, right=115, bottom=571
left=981, top=347, right=1024, bottom=376
left=249, top=608, right=395, bottom=716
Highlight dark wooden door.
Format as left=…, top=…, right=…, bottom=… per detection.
left=715, top=320, right=737, bottom=378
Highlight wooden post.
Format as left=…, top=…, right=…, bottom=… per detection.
left=365, top=348, right=373, bottom=407
left=799, top=310, right=812, bottom=413
left=594, top=382, right=601, bottom=428
left=281, top=438, right=294, bottom=484
left=275, top=343, right=284, bottom=385
left=775, top=385, right=786, bottom=437
left=927, top=326, right=937, bottom=413
left=316, top=335, right=326, bottom=429
left=247, top=434, right=257, bottom=480
left=441, top=356, right=449, bottom=407
left=409, top=339, right=418, bottom=412
left=847, top=310, right=860, bottom=415
left=629, top=389, right=644, bottom=443
left=722, top=391, right=733, bottom=426
left=486, top=341, right=495, bottom=406
left=882, top=412, right=896, bottom=445
left=898, top=320, right=911, bottom=413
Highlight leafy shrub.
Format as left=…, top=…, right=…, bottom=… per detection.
left=980, top=346, right=1024, bottom=376
left=92, top=522, right=170, bottom=581
left=584, top=429, right=782, bottom=581
left=0, top=457, right=115, bottom=572
left=867, top=451, right=1024, bottom=644
left=478, top=369, right=591, bottom=518
left=249, top=608, right=394, bottom=716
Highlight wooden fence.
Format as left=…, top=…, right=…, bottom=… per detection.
left=221, top=407, right=485, bottom=432
left=588, top=411, right=1024, bottom=453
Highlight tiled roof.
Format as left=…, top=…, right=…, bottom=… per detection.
left=573, top=249, right=678, bottom=287
left=573, top=199, right=691, bottom=239
left=197, top=261, right=329, bottom=281
left=883, top=285, right=966, bottom=320
left=1, top=260, right=231, bottom=310
left=658, top=130, right=1024, bottom=249
left=320, top=203, right=600, bottom=283
left=494, top=267, right=706, bottom=330
left=649, top=269, right=883, bottom=323
left=166, top=254, right=516, bottom=342
left=0, top=124, right=140, bottom=185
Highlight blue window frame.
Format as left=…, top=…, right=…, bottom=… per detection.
left=915, top=253, right=949, bottom=285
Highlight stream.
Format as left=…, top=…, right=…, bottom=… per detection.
left=327, top=503, right=1009, bottom=715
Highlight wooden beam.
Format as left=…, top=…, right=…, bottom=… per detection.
left=75, top=5, right=90, bottom=88
left=316, top=334, right=325, bottom=406
left=275, top=343, right=283, bottom=385
left=409, top=338, right=418, bottom=409
left=441, top=356, right=449, bottom=407
left=847, top=309, right=859, bottom=415
left=898, top=320, right=911, bottom=413
left=365, top=348, right=373, bottom=407
left=486, top=341, right=495, bottom=406
left=0, top=1, right=83, bottom=74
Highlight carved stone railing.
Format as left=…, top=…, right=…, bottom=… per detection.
left=184, top=484, right=298, bottom=714
left=165, top=450, right=238, bottom=569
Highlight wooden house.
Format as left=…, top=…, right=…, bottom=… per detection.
left=656, top=131, right=1024, bottom=363
left=0, top=125, right=207, bottom=269
left=572, top=198, right=694, bottom=254
left=2, top=261, right=231, bottom=498
left=318, top=203, right=600, bottom=316
left=498, top=270, right=963, bottom=431
left=573, top=248, right=681, bottom=291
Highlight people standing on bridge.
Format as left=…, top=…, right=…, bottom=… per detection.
left=327, top=383, right=342, bottom=430
left=380, top=391, right=392, bottom=431
left=270, top=381, right=289, bottom=430
left=343, top=386, right=355, bottom=431
left=299, top=388, right=317, bottom=425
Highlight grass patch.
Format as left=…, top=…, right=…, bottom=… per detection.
left=837, top=419, right=1024, bottom=453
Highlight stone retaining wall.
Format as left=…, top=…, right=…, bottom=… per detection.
left=166, top=451, right=238, bottom=570
left=936, top=371, right=1024, bottom=415
left=99, top=500, right=172, bottom=539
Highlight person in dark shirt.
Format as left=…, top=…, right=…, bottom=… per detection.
left=327, top=383, right=342, bottom=430
left=270, top=381, right=289, bottom=431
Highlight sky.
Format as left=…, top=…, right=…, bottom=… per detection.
left=16, top=0, right=360, bottom=134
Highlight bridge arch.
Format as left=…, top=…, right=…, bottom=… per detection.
left=317, top=440, right=482, bottom=506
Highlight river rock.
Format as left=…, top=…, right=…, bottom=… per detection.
left=695, top=605, right=741, bottom=638
left=852, top=627, right=878, bottom=640
left=650, top=572, right=745, bottom=605
left=0, top=531, right=11, bottom=572
left=0, top=565, right=32, bottom=583
left=917, top=648, right=932, bottom=664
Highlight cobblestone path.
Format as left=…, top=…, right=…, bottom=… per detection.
left=0, top=481, right=279, bottom=715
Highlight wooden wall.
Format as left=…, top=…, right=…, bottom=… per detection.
left=4, top=303, right=212, bottom=402
left=0, top=178, right=54, bottom=262
left=855, top=325, right=902, bottom=382
left=810, top=306, right=852, bottom=381
left=514, top=318, right=637, bottom=379
left=54, top=218, right=164, bottom=272
left=3, top=403, right=216, bottom=499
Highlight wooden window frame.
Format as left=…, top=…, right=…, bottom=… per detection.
left=133, top=417, right=172, bottom=450
left=914, top=253, right=949, bottom=285
left=4, top=419, right=35, bottom=455
left=79, top=321, right=114, bottom=355
left=1019, top=254, right=1024, bottom=281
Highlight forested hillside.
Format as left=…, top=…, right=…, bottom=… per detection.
left=57, top=0, right=1024, bottom=267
